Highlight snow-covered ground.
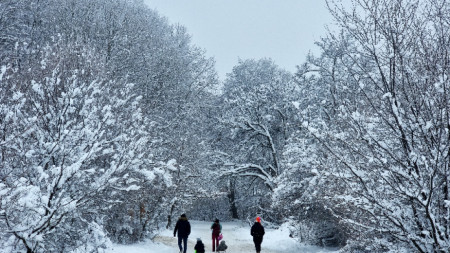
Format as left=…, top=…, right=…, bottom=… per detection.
left=106, top=220, right=339, bottom=253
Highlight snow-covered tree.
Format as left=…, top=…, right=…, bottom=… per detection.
left=0, top=38, right=147, bottom=252
left=290, top=0, right=450, bottom=251
left=269, top=61, right=348, bottom=247
left=0, top=0, right=219, bottom=248
left=217, top=59, right=297, bottom=221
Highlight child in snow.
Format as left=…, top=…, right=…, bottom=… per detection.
left=194, top=238, right=205, bottom=253
left=216, top=240, right=228, bottom=252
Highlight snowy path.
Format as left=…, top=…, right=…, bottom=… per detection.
left=107, top=221, right=338, bottom=253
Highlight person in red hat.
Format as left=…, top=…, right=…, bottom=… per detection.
left=251, top=216, right=265, bottom=253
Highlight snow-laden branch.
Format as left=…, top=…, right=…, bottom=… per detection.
left=221, top=163, right=275, bottom=191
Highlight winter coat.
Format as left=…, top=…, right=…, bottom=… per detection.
left=251, top=222, right=265, bottom=238
left=211, top=222, right=222, bottom=236
left=194, top=241, right=205, bottom=253
left=174, top=217, right=191, bottom=237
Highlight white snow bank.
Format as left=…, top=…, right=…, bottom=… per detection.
left=106, top=239, right=173, bottom=253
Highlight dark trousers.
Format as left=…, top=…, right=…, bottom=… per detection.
left=253, top=236, right=263, bottom=251
left=178, top=236, right=188, bottom=253
left=212, top=234, right=219, bottom=251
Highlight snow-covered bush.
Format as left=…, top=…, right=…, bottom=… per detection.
left=0, top=37, right=146, bottom=251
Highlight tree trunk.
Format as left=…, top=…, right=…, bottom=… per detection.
left=166, top=202, right=176, bottom=229
left=227, top=179, right=239, bottom=219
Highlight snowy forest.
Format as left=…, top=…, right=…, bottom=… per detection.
left=0, top=0, right=449, bottom=252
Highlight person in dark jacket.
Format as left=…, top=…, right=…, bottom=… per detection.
left=173, top=213, right=191, bottom=253
left=194, top=238, right=205, bottom=253
left=210, top=218, right=222, bottom=252
left=251, top=216, right=265, bottom=253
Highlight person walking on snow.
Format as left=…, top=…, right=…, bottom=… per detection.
left=173, top=213, right=191, bottom=253
left=251, top=216, right=265, bottom=253
left=210, top=218, right=222, bottom=252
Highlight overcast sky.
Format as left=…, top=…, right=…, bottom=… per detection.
left=143, top=0, right=337, bottom=80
